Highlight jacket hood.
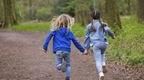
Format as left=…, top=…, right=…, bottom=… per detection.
left=58, top=27, right=69, bottom=36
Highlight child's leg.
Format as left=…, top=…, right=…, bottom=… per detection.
left=93, top=45, right=103, bottom=73
left=101, top=51, right=107, bottom=73
left=65, top=66, right=71, bottom=80
left=64, top=53, right=71, bottom=79
left=93, top=45, right=104, bottom=80
left=101, top=45, right=107, bottom=73
left=55, top=51, right=63, bottom=70
left=101, top=51, right=106, bottom=66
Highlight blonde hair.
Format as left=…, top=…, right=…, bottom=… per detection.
left=51, top=14, right=75, bottom=31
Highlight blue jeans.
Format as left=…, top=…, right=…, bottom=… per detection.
left=92, top=41, right=107, bottom=73
left=55, top=51, right=71, bottom=77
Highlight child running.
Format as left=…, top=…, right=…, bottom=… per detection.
left=84, top=11, right=115, bottom=80
left=43, top=14, right=85, bottom=80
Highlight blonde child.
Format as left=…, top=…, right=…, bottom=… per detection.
left=43, top=14, right=85, bottom=80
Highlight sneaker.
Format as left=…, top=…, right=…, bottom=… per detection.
left=99, top=72, right=104, bottom=80
left=61, top=61, right=67, bottom=72
left=65, top=76, right=70, bottom=80
left=56, top=64, right=62, bottom=71
left=102, top=66, right=107, bottom=73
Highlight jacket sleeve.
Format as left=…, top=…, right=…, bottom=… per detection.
left=43, top=31, right=54, bottom=51
left=104, top=26, right=115, bottom=39
left=84, top=25, right=91, bottom=49
left=71, top=33, right=85, bottom=53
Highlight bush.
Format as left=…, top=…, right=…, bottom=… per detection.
left=72, top=23, right=85, bottom=37
left=107, top=16, right=144, bottom=65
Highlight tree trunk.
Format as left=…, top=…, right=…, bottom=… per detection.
left=75, top=0, right=91, bottom=25
left=137, top=0, right=144, bottom=23
left=98, top=0, right=105, bottom=18
left=0, top=0, right=4, bottom=19
left=3, top=0, right=10, bottom=27
left=11, top=0, right=17, bottom=24
left=3, top=0, right=17, bottom=28
left=29, top=0, right=33, bottom=20
left=104, top=0, right=121, bottom=34
left=0, top=0, right=4, bottom=28
left=126, top=0, right=131, bottom=15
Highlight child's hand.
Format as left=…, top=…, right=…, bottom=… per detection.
left=83, top=49, right=88, bottom=55
left=112, top=35, right=116, bottom=39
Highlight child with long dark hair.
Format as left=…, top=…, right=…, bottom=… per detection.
left=84, top=11, right=115, bottom=80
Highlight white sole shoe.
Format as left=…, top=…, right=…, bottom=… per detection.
left=99, top=72, right=104, bottom=80
left=56, top=64, right=62, bottom=70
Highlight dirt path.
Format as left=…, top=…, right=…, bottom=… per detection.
left=0, top=31, right=143, bottom=80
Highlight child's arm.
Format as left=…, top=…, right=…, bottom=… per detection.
left=84, top=25, right=91, bottom=49
left=71, top=33, right=85, bottom=53
left=43, top=31, right=54, bottom=52
left=104, top=26, right=115, bottom=39
left=84, top=37, right=90, bottom=49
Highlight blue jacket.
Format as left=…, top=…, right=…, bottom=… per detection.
left=43, top=27, right=85, bottom=53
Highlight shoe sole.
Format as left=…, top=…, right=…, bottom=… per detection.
left=99, top=76, right=104, bottom=80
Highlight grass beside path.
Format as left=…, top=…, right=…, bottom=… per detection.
left=11, top=22, right=51, bottom=32
left=11, top=22, right=85, bottom=37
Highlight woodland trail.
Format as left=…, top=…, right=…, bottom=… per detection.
left=0, top=31, right=143, bottom=80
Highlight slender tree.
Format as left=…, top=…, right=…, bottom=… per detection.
left=28, top=0, right=33, bottom=20
left=104, top=0, right=121, bottom=33
left=137, top=0, right=144, bottom=23
left=126, top=0, right=131, bottom=15
left=0, top=0, right=4, bottom=19
left=12, top=0, right=17, bottom=24
left=0, top=1, right=4, bottom=28
left=3, top=0, right=10, bottom=27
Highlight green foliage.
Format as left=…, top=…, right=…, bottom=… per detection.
left=108, top=16, right=144, bottom=65
left=15, top=0, right=53, bottom=21
left=53, top=0, right=75, bottom=16
left=36, top=7, right=52, bottom=20
left=4, top=0, right=139, bottom=22
left=72, top=23, right=85, bottom=37
left=118, top=0, right=137, bottom=15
